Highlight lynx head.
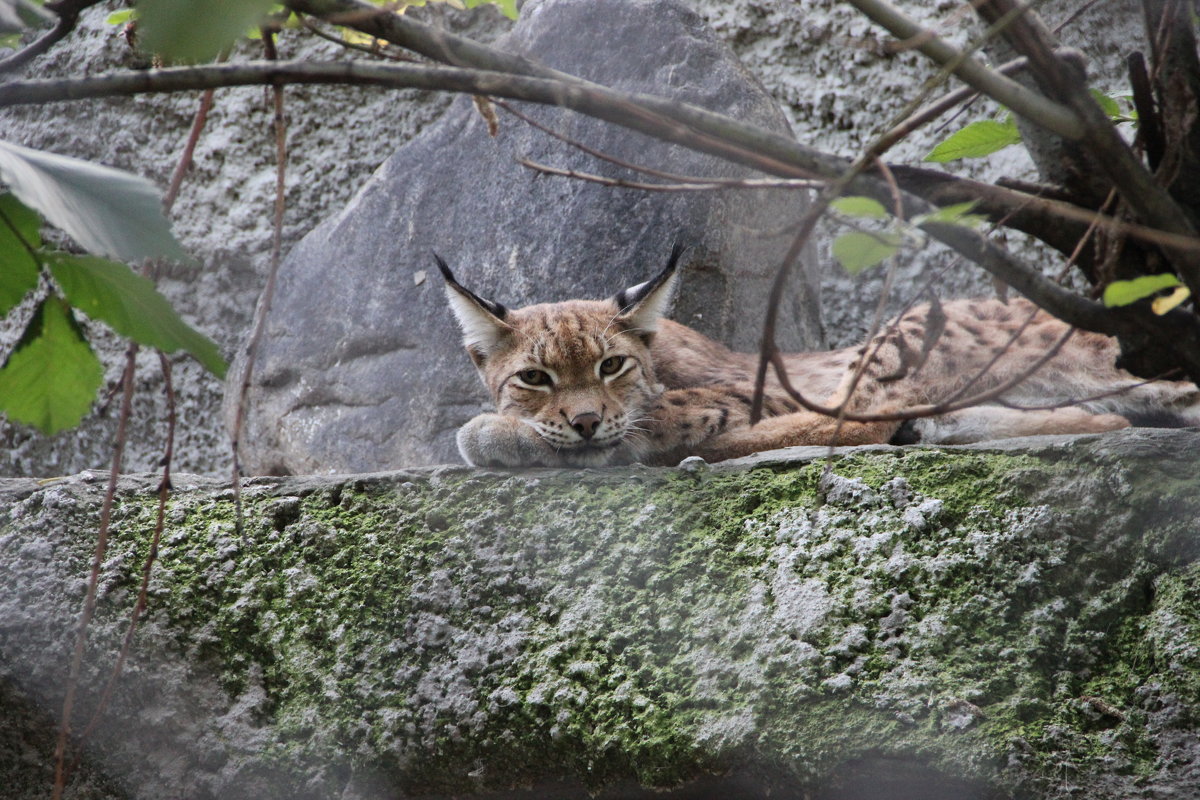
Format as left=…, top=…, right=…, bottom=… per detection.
left=436, top=246, right=682, bottom=463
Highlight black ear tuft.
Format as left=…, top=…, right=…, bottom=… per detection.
left=433, top=252, right=508, bottom=319
left=432, top=252, right=457, bottom=284
left=613, top=241, right=685, bottom=312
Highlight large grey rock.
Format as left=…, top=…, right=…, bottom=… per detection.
left=229, top=0, right=819, bottom=475
left=2, top=429, right=1199, bottom=798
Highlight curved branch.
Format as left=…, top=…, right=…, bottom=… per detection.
left=0, top=17, right=70, bottom=74
left=0, top=0, right=103, bottom=76
left=843, top=0, right=1083, bottom=139
left=283, top=0, right=575, bottom=83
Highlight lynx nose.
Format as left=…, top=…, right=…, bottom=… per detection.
left=570, top=412, right=602, bottom=441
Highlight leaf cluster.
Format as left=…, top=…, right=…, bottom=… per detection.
left=925, top=90, right=1136, bottom=163
left=830, top=196, right=983, bottom=274
left=0, top=144, right=225, bottom=434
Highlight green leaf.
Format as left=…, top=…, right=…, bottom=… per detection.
left=1090, top=89, right=1121, bottom=119
left=925, top=119, right=1022, bottom=162
left=0, top=296, right=104, bottom=434
left=46, top=253, right=227, bottom=378
left=1152, top=285, right=1191, bottom=315
left=832, top=231, right=902, bottom=274
left=137, top=0, right=276, bottom=63
left=0, top=192, right=42, bottom=314
left=831, top=196, right=889, bottom=219
left=915, top=201, right=986, bottom=229
left=0, top=139, right=188, bottom=263
left=1102, top=273, right=1183, bottom=308
left=106, top=9, right=137, bottom=25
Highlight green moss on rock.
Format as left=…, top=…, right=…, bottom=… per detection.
left=3, top=430, right=1199, bottom=799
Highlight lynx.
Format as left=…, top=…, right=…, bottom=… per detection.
left=437, top=247, right=1200, bottom=468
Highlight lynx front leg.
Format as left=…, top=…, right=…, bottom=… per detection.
left=457, top=413, right=640, bottom=468
left=456, top=413, right=566, bottom=467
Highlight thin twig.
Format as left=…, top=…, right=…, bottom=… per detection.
left=1051, top=0, right=1108, bottom=34
left=876, top=55, right=1047, bottom=153
left=231, top=30, right=290, bottom=520
left=996, top=370, right=1181, bottom=410
left=163, top=88, right=217, bottom=212
left=495, top=98, right=823, bottom=185
left=298, top=12, right=417, bottom=61
left=516, top=158, right=819, bottom=192
left=71, top=353, right=176, bottom=756
left=766, top=324, right=1076, bottom=424
left=51, top=342, right=139, bottom=800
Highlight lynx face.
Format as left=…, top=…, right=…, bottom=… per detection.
left=436, top=250, right=680, bottom=466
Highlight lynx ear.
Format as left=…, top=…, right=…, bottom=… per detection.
left=613, top=242, right=683, bottom=337
left=434, top=254, right=510, bottom=364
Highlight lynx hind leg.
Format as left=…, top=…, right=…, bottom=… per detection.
left=456, top=413, right=563, bottom=467
left=687, top=411, right=900, bottom=463
left=901, top=406, right=1130, bottom=445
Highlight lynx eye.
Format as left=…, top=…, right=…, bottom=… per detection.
left=599, top=355, right=626, bottom=376
left=516, top=369, right=552, bottom=387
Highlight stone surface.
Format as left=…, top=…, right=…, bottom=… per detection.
left=2, top=429, right=1199, bottom=799
left=229, top=0, right=819, bottom=475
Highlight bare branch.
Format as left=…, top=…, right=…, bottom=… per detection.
left=517, top=158, right=819, bottom=192
left=231, top=31, right=291, bottom=540
left=0, top=0, right=104, bottom=76
left=843, top=0, right=1084, bottom=139
left=766, top=323, right=1077, bottom=424
left=495, top=98, right=817, bottom=189
left=52, top=342, right=138, bottom=800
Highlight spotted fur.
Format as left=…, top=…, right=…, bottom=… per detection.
left=441, top=253, right=1200, bottom=467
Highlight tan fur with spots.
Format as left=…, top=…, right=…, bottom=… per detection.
left=438, top=250, right=1200, bottom=467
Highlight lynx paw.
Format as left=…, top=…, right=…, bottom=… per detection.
left=456, top=413, right=562, bottom=468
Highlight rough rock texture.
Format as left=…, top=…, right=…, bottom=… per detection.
left=2, top=429, right=1199, bottom=799
left=229, top=0, right=819, bottom=475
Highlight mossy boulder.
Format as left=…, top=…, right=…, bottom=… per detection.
left=2, top=429, right=1198, bottom=799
